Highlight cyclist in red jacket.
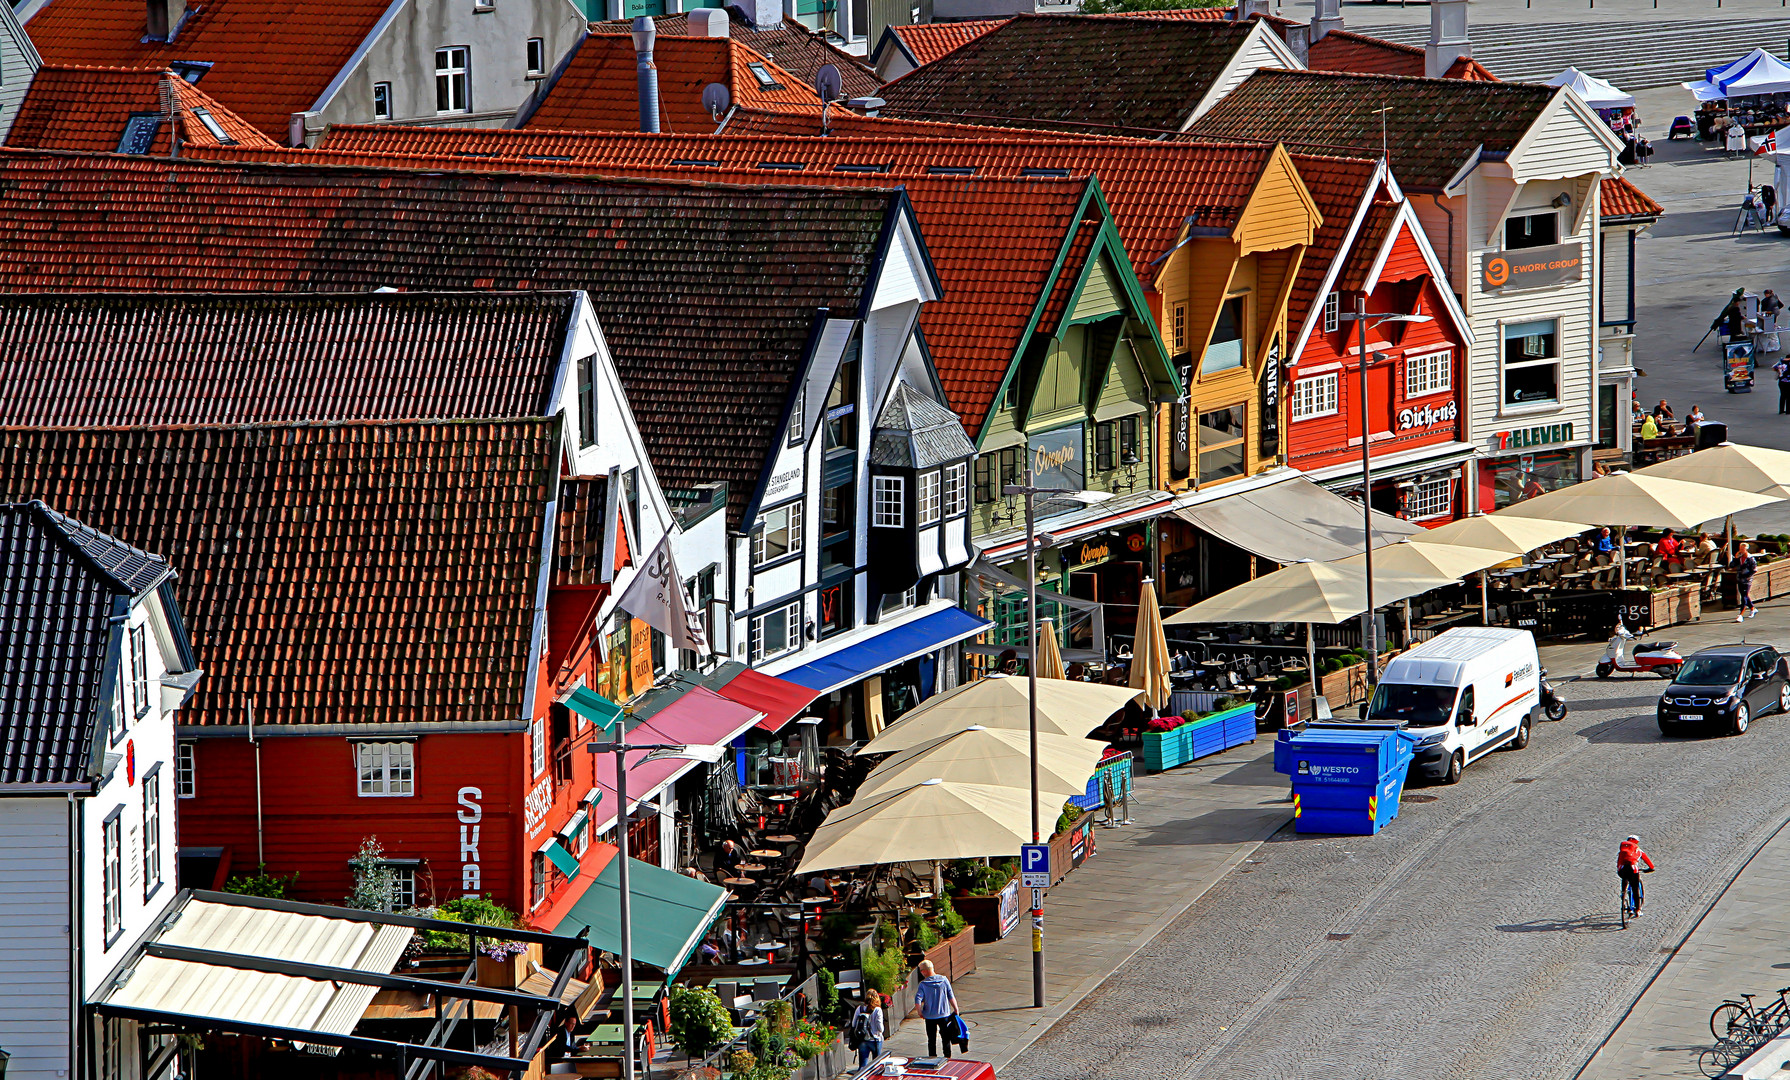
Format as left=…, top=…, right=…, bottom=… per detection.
left=1619, top=836, right=1655, bottom=917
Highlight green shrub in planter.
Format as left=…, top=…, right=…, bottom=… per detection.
left=937, top=895, right=968, bottom=938
left=908, top=909, right=940, bottom=951
left=1272, top=676, right=1292, bottom=691
left=667, top=985, right=733, bottom=1060
left=862, top=942, right=905, bottom=996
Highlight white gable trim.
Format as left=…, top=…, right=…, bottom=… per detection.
left=1503, top=87, right=1625, bottom=182
left=1287, top=159, right=1385, bottom=363
left=1359, top=200, right=1476, bottom=346
left=871, top=211, right=939, bottom=310
left=1184, top=20, right=1305, bottom=129
left=1, top=0, right=43, bottom=65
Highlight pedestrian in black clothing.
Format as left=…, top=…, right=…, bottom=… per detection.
left=1735, top=544, right=1760, bottom=621
left=1776, top=358, right=1790, bottom=413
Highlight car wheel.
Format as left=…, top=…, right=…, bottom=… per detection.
left=1734, top=704, right=1751, bottom=735
left=1442, top=751, right=1463, bottom=784
left=1659, top=721, right=1676, bottom=737
left=1509, top=714, right=1532, bottom=750
left=1596, top=661, right=1614, bottom=679
left=1778, top=683, right=1789, bottom=715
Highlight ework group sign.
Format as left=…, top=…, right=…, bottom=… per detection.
left=1480, top=242, right=1583, bottom=292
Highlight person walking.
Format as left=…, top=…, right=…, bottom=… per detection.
left=1776, top=357, right=1790, bottom=415
left=1735, top=542, right=1759, bottom=622
left=912, top=959, right=962, bottom=1059
left=852, top=990, right=886, bottom=1068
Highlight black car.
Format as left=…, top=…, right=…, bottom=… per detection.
left=1657, top=645, right=1790, bottom=736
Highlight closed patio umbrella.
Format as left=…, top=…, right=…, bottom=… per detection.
left=858, top=674, right=1140, bottom=756
left=1035, top=616, right=1068, bottom=680
left=856, top=725, right=1100, bottom=802
left=1163, top=558, right=1457, bottom=627
left=794, top=777, right=1037, bottom=874
left=1129, top=578, right=1172, bottom=714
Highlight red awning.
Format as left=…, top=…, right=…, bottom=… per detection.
left=588, top=686, right=762, bottom=833
left=716, top=668, right=822, bottom=733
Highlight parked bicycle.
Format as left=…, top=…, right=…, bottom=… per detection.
left=1710, top=986, right=1790, bottom=1041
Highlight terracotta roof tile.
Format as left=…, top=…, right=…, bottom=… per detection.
left=1305, top=30, right=1424, bottom=77
left=1601, top=175, right=1663, bottom=220
left=0, top=292, right=573, bottom=425
left=1187, top=68, right=1556, bottom=191
left=20, top=0, right=393, bottom=141
left=0, top=420, right=559, bottom=728
left=1445, top=56, right=1500, bottom=81
left=0, top=150, right=893, bottom=528
left=1282, top=155, right=1382, bottom=339
left=7, top=67, right=296, bottom=154
left=877, top=14, right=1260, bottom=135
left=591, top=14, right=879, bottom=99
left=524, top=34, right=823, bottom=133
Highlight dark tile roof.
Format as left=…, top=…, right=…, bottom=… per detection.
left=0, top=292, right=575, bottom=426
left=0, top=421, right=560, bottom=728
left=0, top=152, right=895, bottom=528
left=870, top=382, right=976, bottom=469
left=590, top=14, right=880, bottom=100
left=2, top=500, right=173, bottom=784
left=1304, top=30, right=1424, bottom=78
left=877, top=14, right=1261, bottom=136
left=1186, top=68, right=1557, bottom=191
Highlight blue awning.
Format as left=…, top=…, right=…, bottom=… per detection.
left=777, top=606, right=991, bottom=695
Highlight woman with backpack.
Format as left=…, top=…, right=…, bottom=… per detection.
left=851, top=989, right=886, bottom=1068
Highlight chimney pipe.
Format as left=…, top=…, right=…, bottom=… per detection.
left=1425, top=0, right=1470, bottom=78
left=632, top=17, right=660, bottom=134
left=1309, top=0, right=1341, bottom=41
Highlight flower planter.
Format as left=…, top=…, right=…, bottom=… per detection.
left=795, top=1037, right=854, bottom=1080
left=953, top=878, right=1021, bottom=943
left=920, top=927, right=976, bottom=981
left=1141, top=704, right=1256, bottom=772
left=476, top=942, right=540, bottom=989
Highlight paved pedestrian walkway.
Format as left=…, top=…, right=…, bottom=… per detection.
left=880, top=738, right=1291, bottom=1069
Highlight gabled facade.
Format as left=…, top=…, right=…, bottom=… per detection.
left=590, top=10, right=878, bottom=94
left=0, top=502, right=199, bottom=1080
left=0, top=0, right=43, bottom=142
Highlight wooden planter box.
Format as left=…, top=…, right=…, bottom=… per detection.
left=1649, top=582, right=1701, bottom=627
left=953, top=878, right=1021, bottom=943
left=920, top=927, right=976, bottom=981
left=1140, top=704, right=1257, bottom=772
left=1045, top=817, right=1095, bottom=884
left=1319, top=662, right=1372, bottom=708
left=476, top=942, right=541, bottom=989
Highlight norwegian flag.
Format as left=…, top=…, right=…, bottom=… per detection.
left=1755, top=130, right=1778, bottom=156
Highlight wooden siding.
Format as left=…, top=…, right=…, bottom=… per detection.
left=1509, top=96, right=1619, bottom=183
left=1410, top=195, right=1467, bottom=286
left=1376, top=218, right=1432, bottom=283
left=1071, top=254, right=1123, bottom=323
left=1030, top=331, right=1086, bottom=427
left=1095, top=339, right=1150, bottom=418
left=1189, top=28, right=1297, bottom=127
left=0, top=797, right=70, bottom=1078
left=1234, top=147, right=1320, bottom=254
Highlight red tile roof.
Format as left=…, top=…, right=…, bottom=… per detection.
left=5, top=65, right=278, bottom=153
left=1282, top=155, right=1383, bottom=341
left=1601, top=175, right=1663, bottom=220
left=1305, top=30, right=1424, bottom=78
left=20, top=0, right=394, bottom=141
left=0, top=420, right=559, bottom=728
left=1445, top=56, right=1500, bottom=81
left=0, top=292, right=573, bottom=425
left=590, top=13, right=879, bottom=100
left=523, top=34, right=823, bottom=133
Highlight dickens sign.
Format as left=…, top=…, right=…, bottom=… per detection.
left=1480, top=242, right=1583, bottom=292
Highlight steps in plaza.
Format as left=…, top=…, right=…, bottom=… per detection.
left=1356, top=17, right=1790, bottom=88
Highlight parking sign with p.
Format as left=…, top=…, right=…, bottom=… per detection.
left=1021, top=843, right=1051, bottom=888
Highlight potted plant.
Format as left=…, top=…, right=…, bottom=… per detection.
left=1141, top=697, right=1256, bottom=771
left=667, top=985, right=734, bottom=1065
left=945, top=859, right=1020, bottom=943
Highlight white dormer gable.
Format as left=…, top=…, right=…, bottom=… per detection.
left=1187, top=19, right=1306, bottom=128
left=1502, top=88, right=1626, bottom=184
left=871, top=210, right=941, bottom=311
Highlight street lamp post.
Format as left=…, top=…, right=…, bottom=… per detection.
left=1001, top=469, right=1058, bottom=1010
left=1341, top=299, right=1432, bottom=684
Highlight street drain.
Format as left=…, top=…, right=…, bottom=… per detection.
left=1403, top=794, right=1438, bottom=803
left=1327, top=933, right=1352, bottom=941
left=1512, top=778, right=1537, bottom=783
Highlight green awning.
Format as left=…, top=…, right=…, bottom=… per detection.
left=566, top=686, right=623, bottom=730
left=544, top=839, right=581, bottom=878
left=554, top=852, right=729, bottom=975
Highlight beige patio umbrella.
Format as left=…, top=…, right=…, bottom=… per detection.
left=856, top=725, right=1100, bottom=802
left=1636, top=443, right=1790, bottom=499
left=1129, top=579, right=1172, bottom=714
left=1496, top=472, right=1778, bottom=587
left=1415, top=514, right=1587, bottom=622
left=858, top=675, right=1140, bottom=756
left=1034, top=616, right=1068, bottom=680
left=1335, top=540, right=1513, bottom=643
left=794, top=777, right=1036, bottom=874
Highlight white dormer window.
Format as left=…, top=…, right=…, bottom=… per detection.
left=942, top=462, right=967, bottom=517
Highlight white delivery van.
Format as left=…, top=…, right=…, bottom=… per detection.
left=1359, top=627, right=1541, bottom=784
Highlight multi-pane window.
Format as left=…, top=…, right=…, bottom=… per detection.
left=386, top=864, right=417, bottom=908
left=1197, top=404, right=1247, bottom=484
left=1407, top=477, right=1453, bottom=520
left=357, top=741, right=415, bottom=796
left=577, top=353, right=596, bottom=447
left=131, top=624, right=149, bottom=718
left=530, top=716, right=546, bottom=776
left=103, top=813, right=123, bottom=941
left=1323, top=292, right=1340, bottom=334
left=879, top=585, right=918, bottom=617
left=1405, top=350, right=1452, bottom=398
left=435, top=47, right=470, bottom=113
left=872, top=476, right=904, bottom=527
left=750, top=601, right=801, bottom=662
left=175, top=742, right=195, bottom=797
left=1095, top=421, right=1115, bottom=471
left=373, top=82, right=392, bottom=120
left=974, top=453, right=995, bottom=503
left=143, top=767, right=161, bottom=898
left=942, top=462, right=968, bottom=517
left=1171, top=302, right=1188, bottom=354
left=526, top=37, right=546, bottom=77
left=1290, top=373, right=1338, bottom=420
left=917, top=471, right=941, bottom=525
left=1119, top=416, right=1140, bottom=463
left=751, top=502, right=803, bottom=565
left=1502, top=320, right=1560, bottom=407
left=789, top=389, right=804, bottom=444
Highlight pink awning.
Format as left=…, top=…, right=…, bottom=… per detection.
left=588, top=686, right=762, bottom=833
left=715, top=668, right=822, bottom=733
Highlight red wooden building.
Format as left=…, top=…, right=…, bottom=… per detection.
left=1284, top=160, right=1474, bottom=524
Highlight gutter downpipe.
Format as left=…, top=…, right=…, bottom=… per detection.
left=70, top=791, right=82, bottom=1080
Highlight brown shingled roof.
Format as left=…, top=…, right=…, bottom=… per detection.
left=4, top=65, right=276, bottom=153
left=1305, top=30, right=1424, bottom=78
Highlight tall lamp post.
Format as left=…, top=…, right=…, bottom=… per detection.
left=587, top=725, right=725, bottom=1080
left=1002, top=469, right=1059, bottom=1010
left=1340, top=298, right=1431, bottom=683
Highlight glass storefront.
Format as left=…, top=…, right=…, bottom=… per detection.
left=1486, top=449, right=1581, bottom=510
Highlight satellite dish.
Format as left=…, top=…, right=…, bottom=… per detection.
left=815, top=63, right=843, bottom=103
left=701, top=82, right=732, bottom=119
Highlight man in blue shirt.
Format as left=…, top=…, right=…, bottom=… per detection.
left=912, top=960, right=962, bottom=1058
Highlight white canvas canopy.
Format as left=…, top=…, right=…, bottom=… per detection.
left=1684, top=48, right=1790, bottom=101
left=1548, top=67, right=1634, bottom=110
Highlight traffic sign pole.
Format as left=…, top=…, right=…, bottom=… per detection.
left=1020, top=841, right=1050, bottom=1008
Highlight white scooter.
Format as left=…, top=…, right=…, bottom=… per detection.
left=1595, top=623, right=1683, bottom=679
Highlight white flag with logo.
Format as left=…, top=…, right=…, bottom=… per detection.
left=615, top=536, right=709, bottom=654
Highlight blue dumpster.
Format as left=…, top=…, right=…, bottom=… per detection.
left=1274, top=724, right=1417, bottom=835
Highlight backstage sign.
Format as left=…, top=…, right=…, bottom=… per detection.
left=1397, top=400, right=1458, bottom=432
left=1480, top=242, right=1583, bottom=293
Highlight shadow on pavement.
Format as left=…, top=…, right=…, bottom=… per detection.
left=1127, top=807, right=1291, bottom=846
left=1578, top=716, right=1669, bottom=744
left=1495, top=913, right=1626, bottom=934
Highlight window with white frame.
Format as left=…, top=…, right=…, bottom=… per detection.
left=872, top=475, right=904, bottom=527
left=357, top=741, right=415, bottom=796
left=751, top=502, right=803, bottom=565
left=176, top=741, right=195, bottom=797
left=530, top=716, right=546, bottom=776
left=526, top=37, right=546, bottom=77
left=373, top=82, right=392, bottom=120
left=749, top=601, right=802, bottom=662
left=1406, top=477, right=1453, bottom=520
left=103, top=812, right=123, bottom=941
left=1405, top=349, right=1452, bottom=398
left=1323, top=292, right=1340, bottom=334
left=1502, top=319, right=1560, bottom=408
left=917, top=471, right=941, bottom=525
left=143, top=766, right=162, bottom=898
left=131, top=624, right=149, bottom=718
left=879, top=585, right=918, bottom=617
left=383, top=863, right=418, bottom=908
left=942, top=462, right=967, bottom=517
left=1290, top=373, right=1338, bottom=420
left=435, top=47, right=470, bottom=113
